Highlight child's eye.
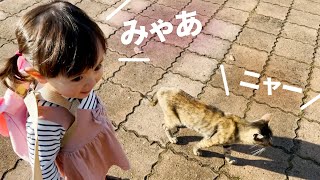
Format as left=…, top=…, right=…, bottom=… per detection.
left=94, top=63, right=102, bottom=71
left=71, top=76, right=83, bottom=82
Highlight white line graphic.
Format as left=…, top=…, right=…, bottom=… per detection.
left=106, top=0, right=131, bottom=21
left=220, top=65, right=230, bottom=96
left=118, top=58, right=150, bottom=62
left=301, top=94, right=320, bottom=110
left=282, top=85, right=302, bottom=93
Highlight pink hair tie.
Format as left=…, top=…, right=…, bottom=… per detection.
left=15, top=51, right=22, bottom=57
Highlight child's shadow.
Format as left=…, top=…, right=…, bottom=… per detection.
left=176, top=135, right=320, bottom=179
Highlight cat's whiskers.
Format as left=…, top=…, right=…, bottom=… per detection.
left=251, top=147, right=266, bottom=156
left=249, top=144, right=258, bottom=149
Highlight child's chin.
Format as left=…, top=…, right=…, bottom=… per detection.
left=78, top=92, right=90, bottom=98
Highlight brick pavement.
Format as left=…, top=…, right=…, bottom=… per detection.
left=1, top=0, right=320, bottom=179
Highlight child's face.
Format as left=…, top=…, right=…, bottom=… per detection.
left=45, top=47, right=104, bottom=99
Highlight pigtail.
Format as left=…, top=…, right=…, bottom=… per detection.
left=0, top=54, right=30, bottom=90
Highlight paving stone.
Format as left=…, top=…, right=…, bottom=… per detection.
left=310, top=67, right=320, bottom=92
left=171, top=51, right=218, bottom=82
left=97, top=82, right=141, bottom=126
left=108, top=128, right=162, bottom=179
left=16, top=1, right=46, bottom=17
left=315, top=47, right=320, bottom=67
left=77, top=0, right=109, bottom=18
left=0, top=15, right=19, bottom=40
left=254, top=77, right=304, bottom=115
left=93, top=0, right=120, bottom=6
left=209, top=63, right=258, bottom=98
left=0, top=38, right=7, bottom=47
left=149, top=150, right=218, bottom=180
left=171, top=12, right=209, bottom=27
left=96, top=22, right=117, bottom=38
left=0, top=10, right=9, bottom=20
left=157, top=0, right=190, bottom=10
left=111, top=62, right=165, bottom=94
left=140, top=3, right=179, bottom=22
left=183, top=0, right=221, bottom=18
left=107, top=28, right=149, bottom=57
left=150, top=72, right=205, bottom=97
left=265, top=55, right=310, bottom=87
left=221, top=147, right=289, bottom=180
left=246, top=13, right=283, bottom=35
left=202, top=0, right=226, bottom=5
left=96, top=7, right=136, bottom=28
left=288, top=155, right=320, bottom=180
left=134, top=40, right=183, bottom=69
left=225, top=0, right=258, bottom=12
left=154, top=25, right=194, bottom=48
left=255, top=2, right=289, bottom=20
left=0, top=0, right=36, bottom=15
left=188, top=33, right=231, bottom=59
left=169, top=128, right=225, bottom=171
left=0, top=42, right=17, bottom=61
left=0, top=137, right=19, bottom=177
left=203, top=18, right=242, bottom=41
left=124, top=98, right=169, bottom=145
left=237, top=27, right=277, bottom=52
left=293, top=0, right=320, bottom=16
left=281, top=22, right=318, bottom=45
left=102, top=49, right=125, bottom=80
left=225, top=44, right=268, bottom=72
left=215, top=7, right=250, bottom=26
left=274, top=38, right=314, bottom=64
left=296, top=119, right=320, bottom=163
left=216, top=173, right=232, bottom=180
left=287, top=9, right=320, bottom=29
left=246, top=101, right=299, bottom=151
left=4, top=160, right=31, bottom=180
left=116, top=0, right=152, bottom=14
left=132, top=14, right=159, bottom=33
left=200, top=86, right=249, bottom=118
left=261, top=0, right=293, bottom=7
left=303, top=91, right=320, bottom=123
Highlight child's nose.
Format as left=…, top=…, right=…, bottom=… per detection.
left=85, top=77, right=96, bottom=89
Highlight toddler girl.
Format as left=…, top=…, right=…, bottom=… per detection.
left=0, top=1, right=130, bottom=179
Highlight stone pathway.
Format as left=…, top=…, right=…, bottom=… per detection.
left=1, top=0, right=320, bottom=179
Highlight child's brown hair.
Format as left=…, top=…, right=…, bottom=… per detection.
left=0, top=0, right=106, bottom=89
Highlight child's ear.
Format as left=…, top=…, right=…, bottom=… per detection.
left=24, top=67, right=47, bottom=84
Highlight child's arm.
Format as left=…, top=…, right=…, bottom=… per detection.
left=26, top=119, right=65, bottom=180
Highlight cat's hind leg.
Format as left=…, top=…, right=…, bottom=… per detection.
left=223, top=145, right=236, bottom=164
left=192, top=137, right=211, bottom=156
left=163, top=113, right=180, bottom=144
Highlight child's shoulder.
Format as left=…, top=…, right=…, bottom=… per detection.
left=36, top=103, right=74, bottom=130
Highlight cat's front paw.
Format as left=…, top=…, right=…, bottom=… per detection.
left=225, top=157, right=237, bottom=165
left=169, top=137, right=178, bottom=144
left=193, top=148, right=202, bottom=156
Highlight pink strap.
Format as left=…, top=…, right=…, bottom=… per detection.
left=15, top=51, right=22, bottom=57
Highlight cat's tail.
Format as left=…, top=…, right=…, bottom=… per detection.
left=140, top=92, right=158, bottom=106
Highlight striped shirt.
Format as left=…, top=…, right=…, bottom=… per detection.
left=26, top=90, right=97, bottom=180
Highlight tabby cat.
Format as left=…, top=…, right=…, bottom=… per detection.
left=151, top=87, right=273, bottom=164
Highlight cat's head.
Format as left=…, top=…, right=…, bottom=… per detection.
left=242, top=114, right=273, bottom=146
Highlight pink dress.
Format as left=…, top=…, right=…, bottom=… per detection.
left=39, top=97, right=130, bottom=179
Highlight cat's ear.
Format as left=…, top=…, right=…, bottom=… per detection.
left=261, top=113, right=271, bottom=123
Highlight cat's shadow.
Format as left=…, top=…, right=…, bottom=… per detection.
left=176, top=135, right=225, bottom=158
left=175, top=135, right=320, bottom=179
